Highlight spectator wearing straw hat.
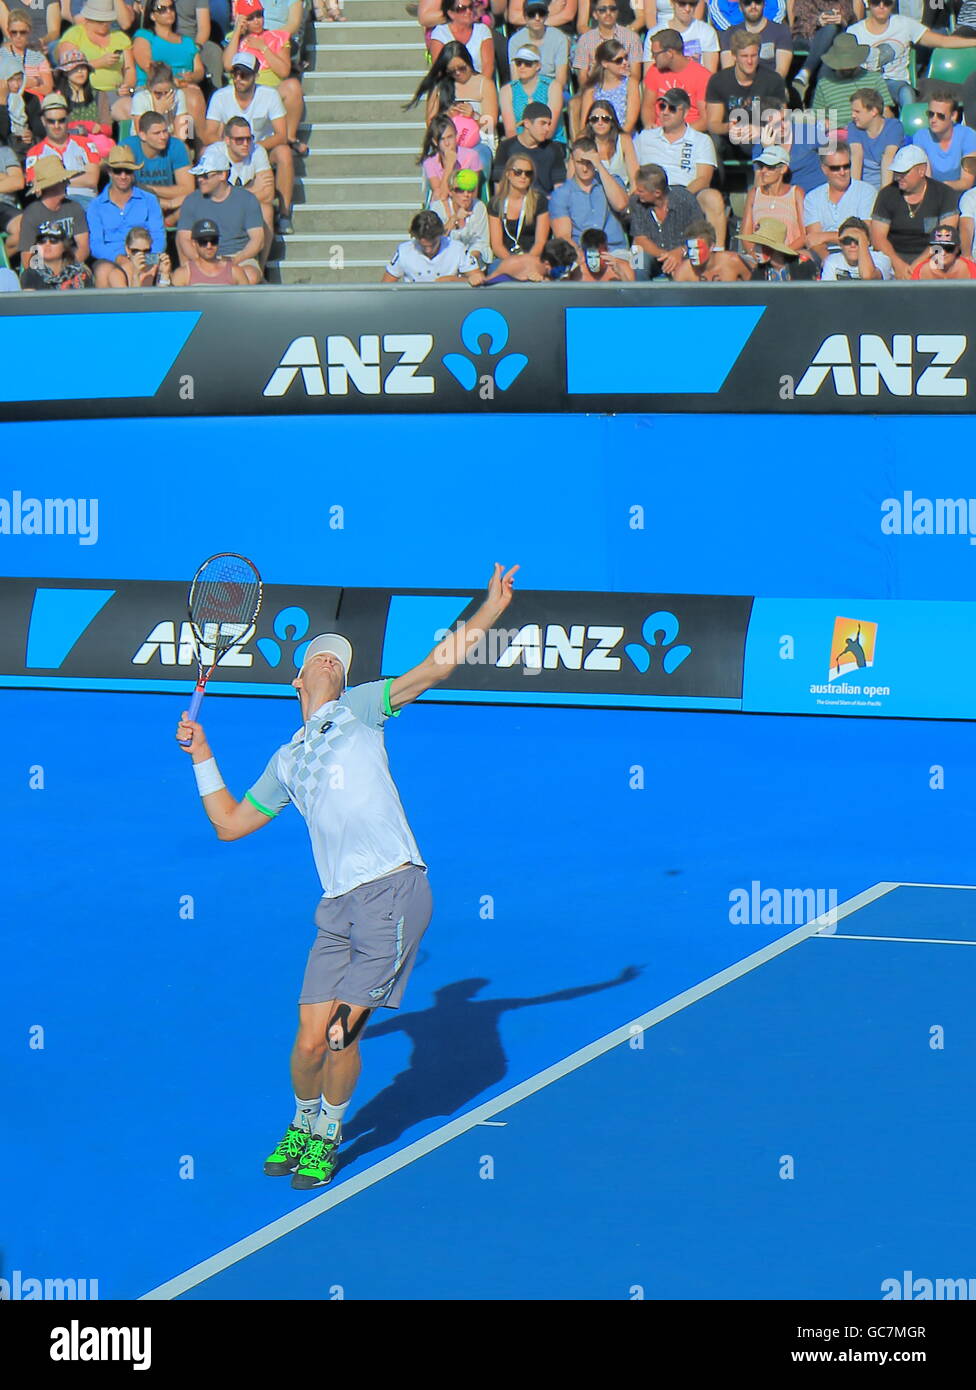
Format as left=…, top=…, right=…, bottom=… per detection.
left=88, top=142, right=165, bottom=284
left=870, top=143, right=958, bottom=278
left=176, top=142, right=265, bottom=280
left=18, top=216, right=94, bottom=288
left=910, top=221, right=976, bottom=279
left=808, top=32, right=889, bottom=128
left=740, top=143, right=805, bottom=250
left=742, top=215, right=819, bottom=278
left=25, top=91, right=102, bottom=206
left=4, top=153, right=90, bottom=263
left=803, top=142, right=875, bottom=262
left=819, top=214, right=891, bottom=278
left=58, top=0, right=137, bottom=122
left=430, top=165, right=492, bottom=267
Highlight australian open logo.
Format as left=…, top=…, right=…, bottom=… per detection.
left=442, top=309, right=528, bottom=400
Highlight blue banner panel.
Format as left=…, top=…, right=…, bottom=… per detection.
left=743, top=598, right=976, bottom=719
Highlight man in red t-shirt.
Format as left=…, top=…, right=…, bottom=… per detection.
left=911, top=223, right=976, bottom=279
left=25, top=93, right=102, bottom=204
left=641, top=29, right=710, bottom=133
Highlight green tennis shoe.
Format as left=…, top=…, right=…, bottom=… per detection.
left=263, top=1124, right=311, bottom=1177
left=291, top=1129, right=341, bottom=1190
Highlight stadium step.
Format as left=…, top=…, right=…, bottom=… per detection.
left=296, top=174, right=421, bottom=204
left=267, top=259, right=389, bottom=284
left=306, top=45, right=426, bottom=77
left=291, top=204, right=414, bottom=233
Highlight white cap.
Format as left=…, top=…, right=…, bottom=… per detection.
left=300, top=633, right=353, bottom=684
left=190, top=146, right=231, bottom=176
left=754, top=144, right=790, bottom=167
left=887, top=145, right=927, bottom=175
left=513, top=45, right=542, bottom=62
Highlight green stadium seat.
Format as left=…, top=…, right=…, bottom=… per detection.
left=0, top=232, right=9, bottom=271
left=926, top=48, right=976, bottom=86
left=899, top=101, right=928, bottom=135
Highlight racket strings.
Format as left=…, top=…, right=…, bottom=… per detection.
left=189, top=556, right=262, bottom=651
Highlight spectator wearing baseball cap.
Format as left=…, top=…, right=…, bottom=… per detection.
left=224, top=0, right=307, bottom=158
left=910, top=221, right=976, bottom=279
left=819, top=216, right=892, bottom=280
left=633, top=87, right=724, bottom=246
left=4, top=154, right=91, bottom=265
left=742, top=215, right=819, bottom=280
left=870, top=143, right=959, bottom=279
left=501, top=43, right=565, bottom=142
left=507, top=3, right=570, bottom=87
left=177, top=143, right=266, bottom=280
left=19, top=218, right=94, bottom=290
left=170, top=216, right=251, bottom=283
left=491, top=101, right=567, bottom=195
left=87, top=142, right=166, bottom=285
left=25, top=92, right=102, bottom=207
left=204, top=46, right=296, bottom=236
left=58, top=2, right=137, bottom=122
left=1, top=6, right=55, bottom=99
left=740, top=144, right=805, bottom=251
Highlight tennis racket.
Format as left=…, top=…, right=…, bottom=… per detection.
left=177, top=553, right=263, bottom=747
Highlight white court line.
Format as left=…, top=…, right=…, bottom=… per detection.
left=139, top=879, right=898, bottom=1301
left=892, top=882, right=976, bottom=891
left=819, top=934, right=976, bottom=947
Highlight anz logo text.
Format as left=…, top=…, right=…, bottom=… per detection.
left=795, top=334, right=967, bottom=398
left=264, top=335, right=435, bottom=397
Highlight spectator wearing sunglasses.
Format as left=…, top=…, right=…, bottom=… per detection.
left=132, top=0, right=206, bottom=147
left=818, top=214, right=891, bottom=278
left=910, top=221, right=976, bottom=279
left=506, top=0, right=578, bottom=40
left=508, top=2, right=569, bottom=86
left=102, top=223, right=174, bottom=285
left=216, top=113, right=275, bottom=253
left=501, top=44, right=565, bottom=139
left=1, top=6, right=54, bottom=98
left=648, top=0, right=721, bottom=75
left=431, top=165, right=492, bottom=265
left=870, top=144, right=958, bottom=278
left=177, top=144, right=265, bottom=280
left=579, top=39, right=639, bottom=132
left=3, top=153, right=90, bottom=264
left=739, top=142, right=804, bottom=248
left=407, top=41, right=499, bottom=148
left=584, top=97, right=637, bottom=187
left=225, top=0, right=307, bottom=157
left=24, top=91, right=101, bottom=206
left=911, top=88, right=976, bottom=194
left=646, top=30, right=713, bottom=134
left=848, top=0, right=976, bottom=110
left=429, top=3, right=494, bottom=78
left=491, top=100, right=567, bottom=193
left=171, top=215, right=251, bottom=281
left=488, top=151, right=551, bottom=256
left=708, top=0, right=784, bottom=31
left=718, top=0, right=791, bottom=79
left=634, top=87, right=724, bottom=242
left=88, top=142, right=167, bottom=285
left=19, top=218, right=94, bottom=289
left=573, top=3, right=641, bottom=88
left=803, top=142, right=874, bottom=260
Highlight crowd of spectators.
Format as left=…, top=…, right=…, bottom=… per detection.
left=384, top=0, right=976, bottom=283
left=0, top=0, right=317, bottom=289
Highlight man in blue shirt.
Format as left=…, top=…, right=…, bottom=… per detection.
left=709, top=0, right=784, bottom=32
left=88, top=144, right=165, bottom=287
left=123, top=111, right=193, bottom=225
left=549, top=137, right=629, bottom=259
left=911, top=88, right=976, bottom=194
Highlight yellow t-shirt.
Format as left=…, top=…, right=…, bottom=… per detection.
left=61, top=25, right=132, bottom=93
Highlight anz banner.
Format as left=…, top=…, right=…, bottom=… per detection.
left=0, top=579, right=752, bottom=711
left=0, top=286, right=974, bottom=419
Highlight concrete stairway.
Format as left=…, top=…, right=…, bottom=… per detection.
left=266, top=0, right=429, bottom=284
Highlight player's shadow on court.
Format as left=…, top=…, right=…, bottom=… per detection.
left=340, top=966, right=641, bottom=1166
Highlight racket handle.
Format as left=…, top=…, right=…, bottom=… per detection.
left=178, top=685, right=206, bottom=748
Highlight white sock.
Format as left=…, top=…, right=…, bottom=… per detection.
left=293, top=1096, right=321, bottom=1133
left=313, top=1097, right=349, bottom=1139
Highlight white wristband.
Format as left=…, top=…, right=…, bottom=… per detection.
left=193, top=757, right=225, bottom=797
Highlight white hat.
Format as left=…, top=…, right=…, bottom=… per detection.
left=513, top=45, right=542, bottom=62
left=190, top=146, right=231, bottom=175
left=754, top=144, right=790, bottom=167
left=80, top=0, right=118, bottom=19
left=888, top=145, right=927, bottom=175
left=301, top=633, right=353, bottom=683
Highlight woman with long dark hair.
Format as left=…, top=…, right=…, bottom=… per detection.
left=131, top=0, right=205, bottom=132
left=579, top=38, right=638, bottom=132
left=407, top=40, right=498, bottom=140
left=583, top=97, right=637, bottom=187
left=54, top=46, right=114, bottom=155
left=419, top=111, right=483, bottom=203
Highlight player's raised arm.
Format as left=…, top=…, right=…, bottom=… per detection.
left=388, top=561, right=520, bottom=710
left=176, top=714, right=273, bottom=841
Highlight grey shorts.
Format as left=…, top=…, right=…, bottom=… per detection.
left=299, top=865, right=432, bottom=1010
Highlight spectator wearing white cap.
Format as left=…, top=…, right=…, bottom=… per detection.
left=501, top=43, right=564, bottom=140
left=507, top=2, right=570, bottom=86
left=171, top=215, right=251, bottom=282
left=4, top=152, right=90, bottom=263
left=176, top=143, right=265, bottom=279
left=25, top=90, right=102, bottom=205
left=870, top=143, right=959, bottom=278
left=204, top=47, right=295, bottom=234
left=740, top=143, right=804, bottom=251
left=633, top=86, right=724, bottom=246
left=0, top=6, right=54, bottom=98
left=88, top=142, right=166, bottom=284
left=58, top=0, right=137, bottom=122
left=803, top=143, right=876, bottom=262
left=819, top=216, right=892, bottom=280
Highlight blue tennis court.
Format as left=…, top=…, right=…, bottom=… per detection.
left=2, top=688, right=974, bottom=1300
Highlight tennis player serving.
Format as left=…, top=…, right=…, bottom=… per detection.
left=176, top=562, right=519, bottom=1189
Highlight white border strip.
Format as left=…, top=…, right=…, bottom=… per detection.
left=140, top=880, right=898, bottom=1301
left=821, top=934, right=976, bottom=946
